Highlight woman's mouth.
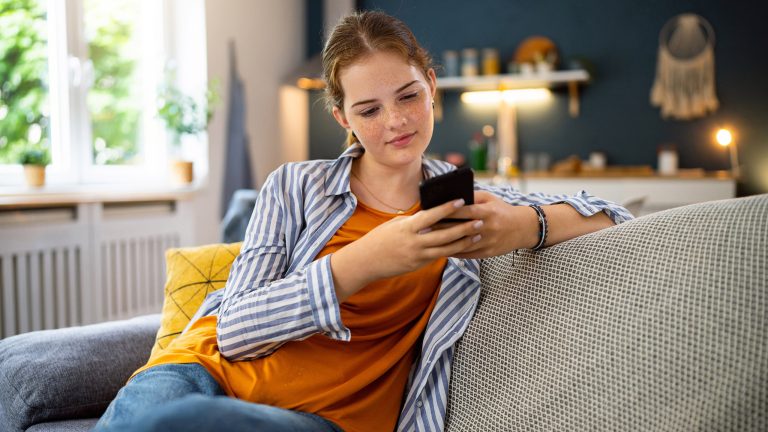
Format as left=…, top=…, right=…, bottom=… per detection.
left=387, top=132, right=416, bottom=147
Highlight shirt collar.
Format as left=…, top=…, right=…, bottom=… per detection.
left=323, top=144, right=362, bottom=197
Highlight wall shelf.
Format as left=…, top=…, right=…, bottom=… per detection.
left=436, top=69, right=590, bottom=117
left=434, top=69, right=591, bottom=172
left=436, top=69, right=589, bottom=91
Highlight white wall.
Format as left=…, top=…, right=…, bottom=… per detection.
left=192, top=0, right=305, bottom=245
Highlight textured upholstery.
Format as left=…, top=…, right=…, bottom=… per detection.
left=0, top=314, right=161, bottom=432
left=26, top=419, right=99, bottom=432
left=445, top=195, right=768, bottom=431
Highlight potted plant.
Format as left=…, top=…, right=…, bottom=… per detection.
left=156, top=80, right=217, bottom=185
left=18, top=146, right=51, bottom=187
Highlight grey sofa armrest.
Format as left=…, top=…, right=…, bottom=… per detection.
left=446, top=195, right=768, bottom=431
left=0, top=314, right=161, bottom=432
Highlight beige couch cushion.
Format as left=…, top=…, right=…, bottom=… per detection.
left=446, top=195, right=768, bottom=431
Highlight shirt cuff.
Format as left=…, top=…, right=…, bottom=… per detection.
left=305, top=254, right=351, bottom=341
left=558, top=191, right=634, bottom=224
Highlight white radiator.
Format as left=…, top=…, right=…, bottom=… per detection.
left=1, top=246, right=82, bottom=336
left=0, top=200, right=193, bottom=339
left=98, top=233, right=178, bottom=323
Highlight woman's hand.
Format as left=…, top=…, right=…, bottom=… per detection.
left=449, top=191, right=617, bottom=260
left=448, top=191, right=540, bottom=259
left=330, top=199, right=483, bottom=301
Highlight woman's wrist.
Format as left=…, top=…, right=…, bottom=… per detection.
left=514, top=206, right=539, bottom=249
left=529, top=204, right=549, bottom=250
left=329, top=242, right=378, bottom=302
left=508, top=204, right=542, bottom=251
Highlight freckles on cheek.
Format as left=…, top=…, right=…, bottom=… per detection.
left=353, top=121, right=382, bottom=143
left=408, top=101, right=431, bottom=124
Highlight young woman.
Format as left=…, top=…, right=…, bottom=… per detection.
left=95, top=11, right=632, bottom=432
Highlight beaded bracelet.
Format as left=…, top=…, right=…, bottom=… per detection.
left=529, top=204, right=548, bottom=251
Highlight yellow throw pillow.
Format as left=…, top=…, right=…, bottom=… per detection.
left=152, top=242, right=242, bottom=355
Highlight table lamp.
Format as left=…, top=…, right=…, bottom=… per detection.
left=715, top=128, right=740, bottom=179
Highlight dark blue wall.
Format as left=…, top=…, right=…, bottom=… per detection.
left=305, top=0, right=324, bottom=59
left=308, top=0, right=768, bottom=194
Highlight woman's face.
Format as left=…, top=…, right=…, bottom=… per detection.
left=332, top=50, right=436, bottom=171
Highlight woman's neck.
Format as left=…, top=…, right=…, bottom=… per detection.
left=356, top=155, right=422, bottom=186
left=351, top=156, right=423, bottom=213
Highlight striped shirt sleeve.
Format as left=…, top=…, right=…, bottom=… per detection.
left=216, top=166, right=350, bottom=361
left=476, top=182, right=634, bottom=224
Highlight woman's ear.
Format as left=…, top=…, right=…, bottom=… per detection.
left=427, top=68, right=437, bottom=99
left=332, top=106, right=350, bottom=129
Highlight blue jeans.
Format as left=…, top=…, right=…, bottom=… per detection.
left=94, top=363, right=343, bottom=432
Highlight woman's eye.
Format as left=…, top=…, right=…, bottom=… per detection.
left=360, top=107, right=378, bottom=117
left=401, top=92, right=418, bottom=101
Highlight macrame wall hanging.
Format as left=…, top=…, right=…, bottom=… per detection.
left=650, top=13, right=718, bottom=120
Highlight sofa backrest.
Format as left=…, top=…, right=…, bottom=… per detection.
left=445, top=195, right=767, bottom=431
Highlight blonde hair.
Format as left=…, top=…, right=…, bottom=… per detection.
left=321, top=11, right=433, bottom=146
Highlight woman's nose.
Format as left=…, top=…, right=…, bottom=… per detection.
left=385, top=107, right=408, bottom=129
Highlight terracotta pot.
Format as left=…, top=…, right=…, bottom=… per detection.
left=171, top=160, right=194, bottom=185
left=23, top=165, right=46, bottom=187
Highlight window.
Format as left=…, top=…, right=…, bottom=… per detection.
left=0, top=0, right=207, bottom=186
left=0, top=0, right=49, bottom=166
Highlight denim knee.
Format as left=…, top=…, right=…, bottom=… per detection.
left=141, top=394, right=342, bottom=432
left=94, top=363, right=224, bottom=432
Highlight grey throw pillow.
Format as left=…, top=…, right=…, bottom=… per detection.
left=0, top=314, right=160, bottom=432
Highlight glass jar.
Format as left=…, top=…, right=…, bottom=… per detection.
left=482, top=48, right=500, bottom=75
left=461, top=48, right=479, bottom=77
left=658, top=145, right=678, bottom=176
left=442, top=50, right=459, bottom=77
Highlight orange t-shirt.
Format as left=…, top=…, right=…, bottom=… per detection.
left=136, top=199, right=447, bottom=432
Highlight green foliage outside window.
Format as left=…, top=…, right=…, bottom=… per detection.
left=86, top=0, right=141, bottom=165
left=0, top=0, right=49, bottom=165
left=0, top=0, right=144, bottom=167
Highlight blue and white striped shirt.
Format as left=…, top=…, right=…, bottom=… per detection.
left=193, top=144, right=633, bottom=431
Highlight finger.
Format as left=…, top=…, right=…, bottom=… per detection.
left=448, top=204, right=484, bottom=221
left=449, top=191, right=502, bottom=220
left=429, top=221, right=463, bottom=231
left=425, top=233, right=482, bottom=258
left=419, top=219, right=483, bottom=247
left=413, top=199, right=466, bottom=230
left=452, top=237, right=485, bottom=255
left=449, top=234, right=488, bottom=258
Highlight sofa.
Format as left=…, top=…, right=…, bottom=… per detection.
left=1, top=194, right=766, bottom=431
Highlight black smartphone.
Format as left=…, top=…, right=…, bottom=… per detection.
left=419, top=167, right=474, bottom=221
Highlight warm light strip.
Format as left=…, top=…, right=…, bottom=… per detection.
left=460, top=89, right=552, bottom=105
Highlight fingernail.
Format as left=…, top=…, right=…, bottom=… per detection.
left=472, top=234, right=482, bottom=243
left=473, top=220, right=483, bottom=229
left=418, top=228, right=432, bottom=235
left=453, top=199, right=465, bottom=208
